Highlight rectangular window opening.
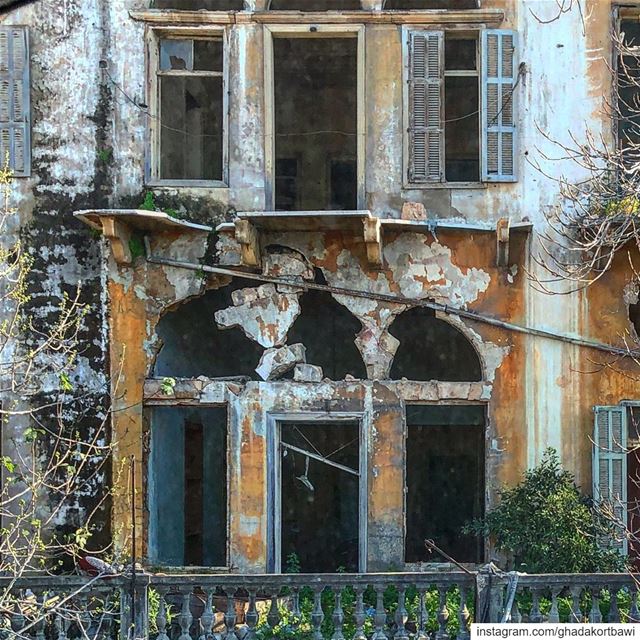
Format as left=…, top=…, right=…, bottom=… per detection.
left=150, top=406, right=227, bottom=567
left=405, top=404, right=485, bottom=564
left=444, top=34, right=479, bottom=182
left=280, top=421, right=360, bottom=573
left=274, top=37, right=357, bottom=210
left=158, top=37, right=224, bottom=182
left=618, top=19, right=640, bottom=164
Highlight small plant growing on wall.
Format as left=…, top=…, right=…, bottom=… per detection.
left=465, top=448, right=625, bottom=573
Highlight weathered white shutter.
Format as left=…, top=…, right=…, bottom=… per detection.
left=408, top=30, right=443, bottom=183
left=481, top=29, right=517, bottom=182
left=593, top=406, right=628, bottom=555
left=0, top=27, right=30, bottom=177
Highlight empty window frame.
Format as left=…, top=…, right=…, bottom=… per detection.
left=405, top=404, right=485, bottom=564
left=0, top=27, right=30, bottom=177
left=150, top=35, right=226, bottom=184
left=405, top=28, right=517, bottom=185
left=617, top=17, right=640, bottom=165
left=266, top=24, right=365, bottom=210
left=149, top=406, right=228, bottom=567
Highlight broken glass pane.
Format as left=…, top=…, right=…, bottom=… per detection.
left=160, top=39, right=193, bottom=71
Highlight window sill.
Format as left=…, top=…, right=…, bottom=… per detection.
left=146, top=179, right=229, bottom=189
left=403, top=181, right=488, bottom=190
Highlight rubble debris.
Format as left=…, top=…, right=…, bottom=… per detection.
left=255, top=343, right=306, bottom=380
left=293, top=363, right=323, bottom=382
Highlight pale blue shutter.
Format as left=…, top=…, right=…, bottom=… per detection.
left=408, top=30, right=443, bottom=183
left=0, top=27, right=30, bottom=177
left=593, top=406, right=628, bottom=555
left=481, top=29, right=517, bottom=182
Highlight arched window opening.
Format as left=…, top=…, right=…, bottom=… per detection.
left=153, top=280, right=264, bottom=380
left=384, top=0, right=478, bottom=9
left=389, top=305, right=482, bottom=381
left=286, top=271, right=366, bottom=380
left=152, top=0, right=243, bottom=9
left=269, top=0, right=360, bottom=9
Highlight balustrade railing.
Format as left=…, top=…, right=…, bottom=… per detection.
left=0, top=570, right=640, bottom=639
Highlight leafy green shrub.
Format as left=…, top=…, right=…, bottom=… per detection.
left=466, top=448, right=625, bottom=573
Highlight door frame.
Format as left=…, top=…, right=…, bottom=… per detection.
left=266, top=411, right=368, bottom=573
left=263, top=23, right=366, bottom=210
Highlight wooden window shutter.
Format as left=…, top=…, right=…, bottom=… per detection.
left=407, top=30, right=443, bottom=183
left=593, top=405, right=628, bottom=555
left=0, top=27, right=30, bottom=177
left=481, top=29, right=517, bottom=182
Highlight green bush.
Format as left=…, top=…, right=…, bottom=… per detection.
left=465, top=448, right=625, bottom=573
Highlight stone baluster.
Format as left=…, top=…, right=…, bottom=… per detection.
left=291, top=587, right=302, bottom=629
left=33, top=591, right=47, bottom=640
left=589, top=588, right=602, bottom=624
left=510, top=600, right=522, bottom=624
left=529, top=589, right=543, bottom=624
left=436, top=586, right=449, bottom=640
left=352, top=585, right=366, bottom=640
left=178, top=588, right=194, bottom=640
left=245, top=589, right=258, bottom=640
left=415, top=588, right=429, bottom=640
left=458, top=585, right=471, bottom=640
left=54, top=610, right=69, bottom=640
left=630, top=587, right=640, bottom=623
left=394, top=585, right=409, bottom=640
left=10, top=600, right=25, bottom=638
left=332, top=589, right=345, bottom=640
left=78, top=595, right=91, bottom=639
left=372, top=585, right=387, bottom=640
left=224, top=586, right=239, bottom=640
left=311, top=586, right=325, bottom=640
left=267, top=593, right=281, bottom=630
left=155, top=589, right=171, bottom=640
left=95, top=609, right=113, bottom=640
left=570, top=586, right=582, bottom=623
left=548, top=590, right=560, bottom=623
left=199, top=589, right=215, bottom=640
left=608, top=587, right=621, bottom=623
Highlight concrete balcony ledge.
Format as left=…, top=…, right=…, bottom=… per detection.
left=74, top=208, right=213, bottom=265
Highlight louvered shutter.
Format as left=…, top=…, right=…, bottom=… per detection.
left=481, top=29, right=517, bottom=182
left=593, top=406, right=628, bottom=555
left=0, top=27, right=30, bottom=177
left=408, top=30, right=443, bottom=183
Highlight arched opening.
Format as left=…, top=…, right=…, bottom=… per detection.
left=152, top=0, right=243, bottom=9
left=153, top=280, right=264, bottom=379
left=286, top=271, right=366, bottom=380
left=389, top=305, right=482, bottom=381
left=383, top=0, right=477, bottom=9
left=269, top=0, right=361, bottom=10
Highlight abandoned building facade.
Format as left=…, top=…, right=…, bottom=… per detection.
left=1, top=0, right=638, bottom=577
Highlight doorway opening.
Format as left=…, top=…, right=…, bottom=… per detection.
left=273, top=36, right=358, bottom=210
left=273, top=419, right=363, bottom=572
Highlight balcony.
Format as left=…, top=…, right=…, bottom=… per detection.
left=1, top=570, right=639, bottom=638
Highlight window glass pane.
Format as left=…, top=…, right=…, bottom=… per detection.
left=194, top=39, right=223, bottom=72
left=270, top=0, right=360, bottom=9
left=444, top=75, right=479, bottom=182
left=160, top=75, right=223, bottom=181
left=160, top=38, right=193, bottom=71
left=385, top=0, right=478, bottom=9
left=445, top=37, right=476, bottom=71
